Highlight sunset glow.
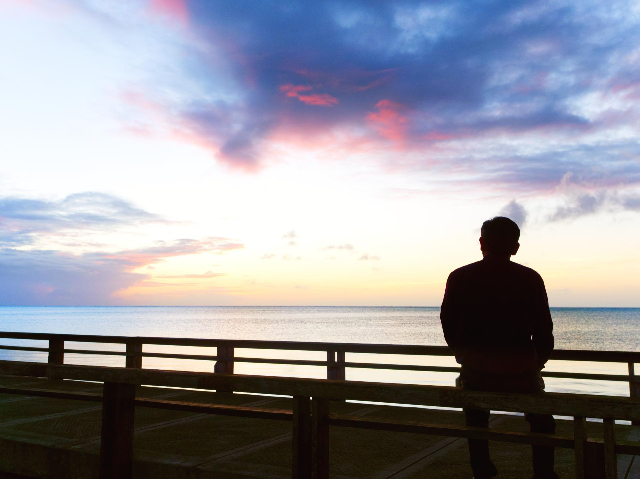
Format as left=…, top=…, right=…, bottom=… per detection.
left=1, top=0, right=639, bottom=306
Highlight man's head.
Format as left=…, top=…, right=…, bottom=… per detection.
left=480, top=216, right=520, bottom=257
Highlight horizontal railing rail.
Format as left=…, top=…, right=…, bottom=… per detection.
left=0, top=331, right=638, bottom=408
left=1, top=360, right=639, bottom=418
left=0, top=332, right=640, bottom=384
left=0, top=359, right=638, bottom=479
left=1, top=331, right=639, bottom=360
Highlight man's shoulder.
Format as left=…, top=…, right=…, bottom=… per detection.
left=448, top=260, right=483, bottom=278
left=448, top=260, right=544, bottom=281
left=508, top=261, right=544, bottom=281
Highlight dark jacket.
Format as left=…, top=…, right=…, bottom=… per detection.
left=440, top=256, right=554, bottom=375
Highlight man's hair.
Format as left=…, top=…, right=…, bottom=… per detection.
left=481, top=217, right=520, bottom=255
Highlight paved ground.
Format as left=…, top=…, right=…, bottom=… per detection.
left=0, top=375, right=638, bottom=479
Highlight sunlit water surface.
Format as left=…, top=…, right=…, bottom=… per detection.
left=0, top=307, right=638, bottom=397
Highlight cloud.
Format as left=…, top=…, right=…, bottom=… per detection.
left=279, top=84, right=339, bottom=106
left=621, top=196, right=640, bottom=211
left=550, top=193, right=605, bottom=222
left=282, top=230, right=298, bottom=246
left=499, top=200, right=527, bottom=228
left=0, top=192, right=164, bottom=247
left=0, top=192, right=244, bottom=305
left=548, top=186, right=640, bottom=222
left=161, top=0, right=639, bottom=183
left=148, top=0, right=190, bottom=26
left=366, top=100, right=408, bottom=142
left=0, top=238, right=241, bottom=305
left=0, top=249, right=143, bottom=306
left=19, top=0, right=640, bottom=192
left=261, top=253, right=276, bottom=259
left=101, top=238, right=243, bottom=267
left=359, top=254, right=380, bottom=261
left=321, top=244, right=354, bottom=251
left=156, top=271, right=225, bottom=279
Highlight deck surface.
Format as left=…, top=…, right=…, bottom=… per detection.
left=0, top=375, right=638, bottom=479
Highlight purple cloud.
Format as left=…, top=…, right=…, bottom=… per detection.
left=0, top=192, right=244, bottom=305
left=26, top=0, right=640, bottom=194
left=499, top=200, right=527, bottom=228
left=0, top=238, right=243, bottom=305
left=549, top=191, right=640, bottom=222
left=0, top=192, right=164, bottom=247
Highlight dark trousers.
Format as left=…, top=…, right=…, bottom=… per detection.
left=460, top=366, right=558, bottom=479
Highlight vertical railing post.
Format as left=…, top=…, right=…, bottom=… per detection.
left=603, top=418, right=617, bottom=479
left=327, top=350, right=345, bottom=381
left=48, top=338, right=64, bottom=365
left=585, top=442, right=606, bottom=479
left=576, top=417, right=608, bottom=479
left=336, top=351, right=345, bottom=380
left=99, top=382, right=136, bottom=479
left=574, top=416, right=586, bottom=479
left=126, top=341, right=142, bottom=369
left=312, top=397, right=330, bottom=479
left=629, top=362, right=639, bottom=426
left=48, top=338, right=64, bottom=379
left=214, top=345, right=235, bottom=393
left=293, top=396, right=311, bottom=479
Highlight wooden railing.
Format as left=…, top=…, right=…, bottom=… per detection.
left=0, top=332, right=639, bottom=391
left=0, top=359, right=638, bottom=479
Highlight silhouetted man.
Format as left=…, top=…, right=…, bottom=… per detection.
left=440, top=217, right=557, bottom=479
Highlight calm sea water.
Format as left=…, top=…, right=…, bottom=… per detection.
left=0, top=306, right=638, bottom=397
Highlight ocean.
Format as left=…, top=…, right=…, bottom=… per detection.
left=0, top=306, right=638, bottom=397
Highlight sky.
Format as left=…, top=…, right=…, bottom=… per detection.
left=0, top=0, right=639, bottom=306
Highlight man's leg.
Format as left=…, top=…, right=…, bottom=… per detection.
left=465, top=408, right=498, bottom=478
left=525, top=413, right=558, bottom=479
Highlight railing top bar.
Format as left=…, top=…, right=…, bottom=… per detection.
left=1, top=360, right=639, bottom=420
left=549, top=349, right=640, bottom=362
left=0, top=332, right=451, bottom=353
left=0, top=331, right=639, bottom=362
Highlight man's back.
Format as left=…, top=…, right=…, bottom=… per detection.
left=440, top=256, right=554, bottom=375
left=440, top=217, right=558, bottom=479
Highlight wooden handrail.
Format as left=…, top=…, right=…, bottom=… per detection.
left=1, top=360, right=639, bottom=420
left=0, top=345, right=633, bottom=382
left=0, top=360, right=638, bottom=479
left=1, top=330, right=639, bottom=362
left=1, top=331, right=638, bottom=406
left=0, top=344, right=633, bottom=382
left=2, top=330, right=638, bottom=478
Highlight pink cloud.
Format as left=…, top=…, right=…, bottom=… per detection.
left=156, top=271, right=225, bottom=279
left=279, top=84, right=339, bottom=106
left=610, top=80, right=640, bottom=100
left=148, top=0, right=189, bottom=26
left=280, top=84, right=313, bottom=97
left=119, top=89, right=263, bottom=172
left=366, top=100, right=408, bottom=142
left=102, top=238, right=244, bottom=269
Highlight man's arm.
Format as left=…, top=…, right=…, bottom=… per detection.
left=532, top=274, right=554, bottom=368
left=440, top=272, right=459, bottom=352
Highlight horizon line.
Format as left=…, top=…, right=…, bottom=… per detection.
left=1, top=305, right=639, bottom=309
